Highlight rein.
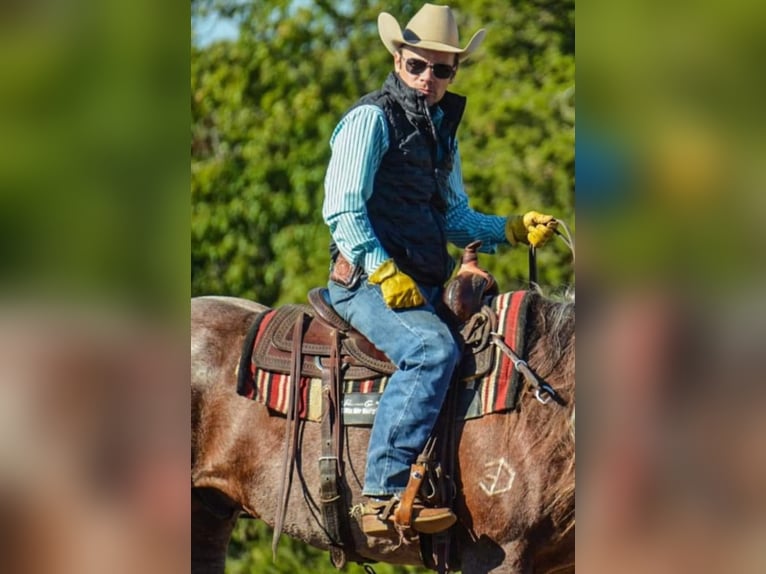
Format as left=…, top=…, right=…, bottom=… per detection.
left=529, top=217, right=575, bottom=288
left=514, top=217, right=574, bottom=407
left=553, top=218, right=576, bottom=259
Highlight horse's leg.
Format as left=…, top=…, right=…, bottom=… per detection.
left=524, top=527, right=575, bottom=574
left=191, top=488, right=239, bottom=574
left=459, top=534, right=574, bottom=574
left=457, top=537, right=526, bottom=574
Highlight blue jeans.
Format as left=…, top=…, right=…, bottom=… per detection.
left=328, top=278, right=460, bottom=497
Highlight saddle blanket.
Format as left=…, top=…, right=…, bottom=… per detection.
left=239, top=291, right=531, bottom=424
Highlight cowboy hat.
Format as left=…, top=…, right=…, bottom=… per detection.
left=378, top=3, right=486, bottom=62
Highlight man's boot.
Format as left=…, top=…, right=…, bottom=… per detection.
left=358, top=498, right=456, bottom=535
left=357, top=461, right=456, bottom=536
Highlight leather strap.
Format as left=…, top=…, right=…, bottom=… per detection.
left=319, top=329, right=347, bottom=568
left=420, top=371, right=462, bottom=573
left=272, top=311, right=306, bottom=559
left=394, top=461, right=427, bottom=529
left=434, top=378, right=460, bottom=571
left=529, top=245, right=538, bottom=287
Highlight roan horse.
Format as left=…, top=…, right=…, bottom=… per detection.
left=191, top=287, right=574, bottom=574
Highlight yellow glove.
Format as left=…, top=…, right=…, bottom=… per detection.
left=368, top=260, right=425, bottom=309
left=505, top=211, right=558, bottom=247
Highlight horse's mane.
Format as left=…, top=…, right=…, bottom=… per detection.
left=522, top=289, right=575, bottom=535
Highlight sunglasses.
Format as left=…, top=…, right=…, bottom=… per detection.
left=404, top=58, right=456, bottom=80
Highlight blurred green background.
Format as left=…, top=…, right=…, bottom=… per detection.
left=577, top=1, right=766, bottom=573
left=0, top=0, right=189, bottom=317
left=577, top=0, right=766, bottom=290
left=191, top=0, right=575, bottom=307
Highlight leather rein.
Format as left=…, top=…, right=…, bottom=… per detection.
left=510, top=217, right=574, bottom=407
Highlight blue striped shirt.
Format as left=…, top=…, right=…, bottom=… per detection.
left=323, top=104, right=508, bottom=275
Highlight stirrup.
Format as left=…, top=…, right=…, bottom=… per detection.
left=356, top=498, right=456, bottom=536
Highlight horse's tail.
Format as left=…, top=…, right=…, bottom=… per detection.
left=236, top=309, right=269, bottom=396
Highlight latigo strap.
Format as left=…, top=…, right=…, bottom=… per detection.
left=395, top=462, right=427, bottom=529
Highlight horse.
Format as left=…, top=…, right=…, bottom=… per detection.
left=191, top=289, right=574, bottom=574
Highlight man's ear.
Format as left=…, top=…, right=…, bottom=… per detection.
left=393, top=50, right=402, bottom=71
left=450, top=57, right=459, bottom=83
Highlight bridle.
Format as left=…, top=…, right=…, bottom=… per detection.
left=491, top=333, right=567, bottom=406
left=499, top=217, right=575, bottom=407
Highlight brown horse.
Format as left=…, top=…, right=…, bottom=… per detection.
left=191, top=291, right=574, bottom=573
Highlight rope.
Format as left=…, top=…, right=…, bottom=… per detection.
left=554, top=218, right=575, bottom=264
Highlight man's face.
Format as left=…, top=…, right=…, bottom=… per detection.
left=394, top=46, right=457, bottom=106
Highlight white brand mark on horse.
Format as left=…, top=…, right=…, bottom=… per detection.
left=479, top=458, right=516, bottom=496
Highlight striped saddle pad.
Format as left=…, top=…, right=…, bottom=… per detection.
left=237, top=291, right=531, bottom=424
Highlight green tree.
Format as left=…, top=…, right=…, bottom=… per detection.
left=192, top=0, right=573, bottom=306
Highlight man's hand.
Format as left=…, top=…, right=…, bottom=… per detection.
left=368, top=260, right=425, bottom=309
left=505, top=211, right=558, bottom=247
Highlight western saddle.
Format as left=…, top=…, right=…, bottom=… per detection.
left=251, top=241, right=497, bottom=569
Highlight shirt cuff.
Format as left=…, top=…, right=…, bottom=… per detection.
left=363, top=249, right=389, bottom=276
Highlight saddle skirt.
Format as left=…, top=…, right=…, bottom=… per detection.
left=237, top=290, right=532, bottom=424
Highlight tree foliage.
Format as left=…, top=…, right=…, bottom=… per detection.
left=192, top=0, right=574, bottom=306
left=192, top=0, right=572, bottom=568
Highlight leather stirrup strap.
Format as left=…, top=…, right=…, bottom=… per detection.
left=319, top=328, right=349, bottom=568
left=272, top=311, right=306, bottom=559
left=434, top=377, right=461, bottom=573
left=395, top=461, right=427, bottom=529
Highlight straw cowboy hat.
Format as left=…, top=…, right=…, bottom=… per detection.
left=378, top=3, right=486, bottom=62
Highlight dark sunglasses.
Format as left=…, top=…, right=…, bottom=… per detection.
left=404, top=58, right=455, bottom=80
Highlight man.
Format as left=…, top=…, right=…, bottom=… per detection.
left=322, top=3, right=557, bottom=536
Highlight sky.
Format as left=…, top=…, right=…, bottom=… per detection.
left=192, top=12, right=239, bottom=47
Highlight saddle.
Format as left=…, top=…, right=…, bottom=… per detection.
left=251, top=291, right=394, bottom=381
left=251, top=288, right=497, bottom=381
left=251, top=242, right=498, bottom=384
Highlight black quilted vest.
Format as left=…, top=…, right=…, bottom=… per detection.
left=332, top=72, right=467, bottom=287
